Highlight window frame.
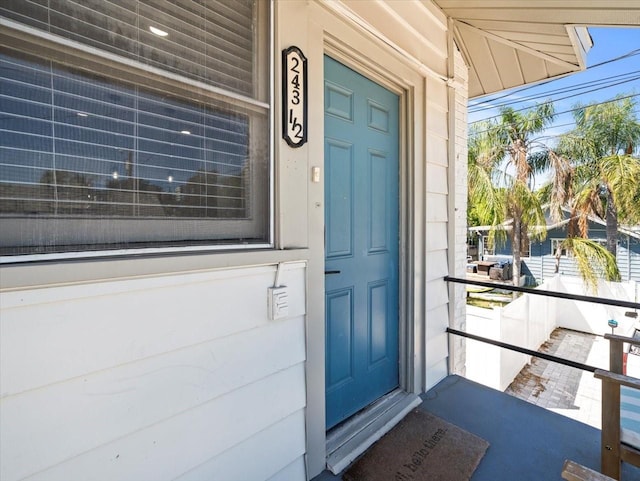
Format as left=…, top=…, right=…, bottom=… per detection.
left=0, top=2, right=274, bottom=263
left=551, top=238, right=571, bottom=258
left=482, top=235, right=495, bottom=257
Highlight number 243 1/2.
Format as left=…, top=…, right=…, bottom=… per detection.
left=283, top=47, right=307, bottom=148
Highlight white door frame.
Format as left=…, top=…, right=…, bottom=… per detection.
left=303, top=5, right=428, bottom=476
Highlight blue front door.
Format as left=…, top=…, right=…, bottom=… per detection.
left=324, top=56, right=400, bottom=429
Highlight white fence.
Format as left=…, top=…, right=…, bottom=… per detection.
left=466, top=275, right=638, bottom=391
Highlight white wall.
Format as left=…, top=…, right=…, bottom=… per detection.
left=448, top=44, right=470, bottom=379
left=498, top=301, right=531, bottom=390
left=466, top=305, right=503, bottom=390
left=467, top=275, right=639, bottom=392
left=424, top=21, right=468, bottom=392
left=466, top=304, right=530, bottom=392
left=554, top=276, right=637, bottom=336
left=493, top=289, right=556, bottom=391
left=424, top=65, right=453, bottom=385
left=0, top=263, right=307, bottom=481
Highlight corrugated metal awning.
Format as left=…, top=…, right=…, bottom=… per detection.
left=434, top=1, right=640, bottom=98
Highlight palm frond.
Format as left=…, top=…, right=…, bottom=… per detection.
left=600, top=154, right=640, bottom=224
left=564, top=237, right=621, bottom=292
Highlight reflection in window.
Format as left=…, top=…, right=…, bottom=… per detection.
left=0, top=0, right=270, bottom=255
left=0, top=0, right=258, bottom=97
left=1, top=49, right=252, bottom=219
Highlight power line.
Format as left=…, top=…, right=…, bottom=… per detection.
left=532, top=107, right=640, bottom=131
left=469, top=82, right=640, bottom=125
left=469, top=70, right=640, bottom=113
left=469, top=93, right=640, bottom=136
left=470, top=77, right=640, bottom=122
left=470, top=69, right=640, bottom=111
left=552, top=106, right=640, bottom=122
left=470, top=73, right=640, bottom=113
left=589, top=48, right=640, bottom=69
left=533, top=112, right=640, bottom=142
left=468, top=48, right=640, bottom=108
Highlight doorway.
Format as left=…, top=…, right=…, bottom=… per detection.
left=324, top=55, right=400, bottom=429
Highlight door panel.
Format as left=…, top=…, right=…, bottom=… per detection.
left=324, top=56, right=400, bottom=429
left=326, top=287, right=354, bottom=390
left=325, top=139, right=354, bottom=258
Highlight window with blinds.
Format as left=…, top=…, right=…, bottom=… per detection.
left=0, top=0, right=270, bottom=256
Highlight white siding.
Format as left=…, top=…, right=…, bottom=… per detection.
left=450, top=46, right=470, bottom=378
left=617, top=243, right=640, bottom=282
left=0, top=263, right=307, bottom=481
left=424, top=37, right=469, bottom=389
left=266, top=457, right=307, bottom=481
left=174, top=410, right=306, bottom=481
left=342, top=0, right=448, bottom=78
left=424, top=61, right=450, bottom=388
left=523, top=242, right=640, bottom=285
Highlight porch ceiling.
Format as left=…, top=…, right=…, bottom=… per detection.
left=433, top=1, right=640, bottom=98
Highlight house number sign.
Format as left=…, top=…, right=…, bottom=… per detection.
left=282, top=46, right=307, bottom=148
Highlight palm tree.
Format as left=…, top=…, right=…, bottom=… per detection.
left=557, top=96, right=640, bottom=257
left=468, top=103, right=557, bottom=285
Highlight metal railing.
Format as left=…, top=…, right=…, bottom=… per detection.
left=446, top=276, right=640, bottom=310
left=444, top=275, right=640, bottom=373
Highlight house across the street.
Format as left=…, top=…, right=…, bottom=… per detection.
left=470, top=207, right=640, bottom=285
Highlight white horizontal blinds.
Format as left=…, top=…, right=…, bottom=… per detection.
left=0, top=0, right=257, bottom=98
left=0, top=47, right=254, bottom=218
left=0, top=0, right=270, bottom=254
left=0, top=0, right=50, bottom=31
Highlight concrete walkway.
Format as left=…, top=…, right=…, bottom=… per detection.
left=505, top=327, right=640, bottom=429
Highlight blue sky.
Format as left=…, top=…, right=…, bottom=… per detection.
left=468, top=27, right=640, bottom=145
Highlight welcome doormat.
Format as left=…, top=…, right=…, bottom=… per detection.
left=343, top=409, right=489, bottom=481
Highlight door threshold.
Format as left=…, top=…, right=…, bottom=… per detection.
left=325, top=389, right=421, bottom=474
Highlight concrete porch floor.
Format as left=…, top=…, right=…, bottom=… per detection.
left=312, top=375, right=640, bottom=480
